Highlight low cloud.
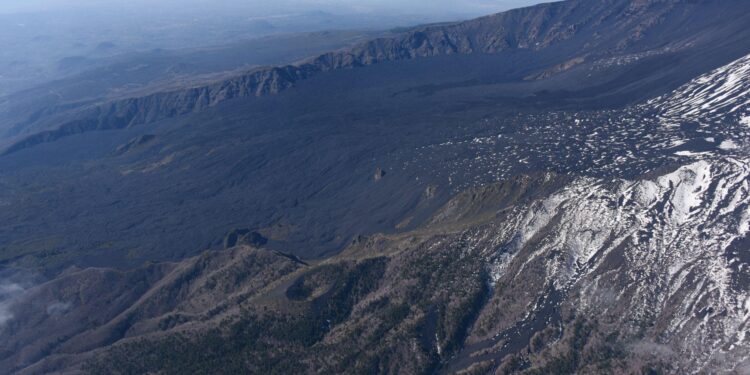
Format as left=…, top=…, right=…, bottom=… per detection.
left=0, top=303, right=14, bottom=326
left=0, top=282, right=25, bottom=328
left=46, top=301, right=72, bottom=316
left=0, top=270, right=37, bottom=329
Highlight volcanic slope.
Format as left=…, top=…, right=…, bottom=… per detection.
left=3, top=48, right=750, bottom=375
left=2, top=0, right=750, bottom=274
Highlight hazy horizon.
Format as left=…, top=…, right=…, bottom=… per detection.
left=0, top=0, right=548, bottom=96
left=0, top=0, right=547, bottom=18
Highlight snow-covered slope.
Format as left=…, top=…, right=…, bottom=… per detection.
left=648, top=52, right=750, bottom=160
left=438, top=52, right=750, bottom=373
left=478, top=157, right=750, bottom=373
left=654, top=54, right=750, bottom=124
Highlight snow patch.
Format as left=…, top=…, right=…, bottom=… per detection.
left=719, top=140, right=739, bottom=150
left=657, top=161, right=712, bottom=224
left=670, top=139, right=688, bottom=148
left=675, top=150, right=704, bottom=157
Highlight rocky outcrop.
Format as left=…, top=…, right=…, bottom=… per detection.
left=373, top=167, right=386, bottom=181
left=114, top=134, right=156, bottom=155
left=223, top=229, right=268, bottom=249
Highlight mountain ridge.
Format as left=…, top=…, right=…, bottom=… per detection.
left=4, top=0, right=750, bottom=155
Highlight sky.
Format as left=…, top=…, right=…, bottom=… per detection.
left=0, top=0, right=547, bottom=17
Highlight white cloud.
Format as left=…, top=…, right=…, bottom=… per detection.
left=0, top=282, right=25, bottom=328
left=46, top=301, right=72, bottom=316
